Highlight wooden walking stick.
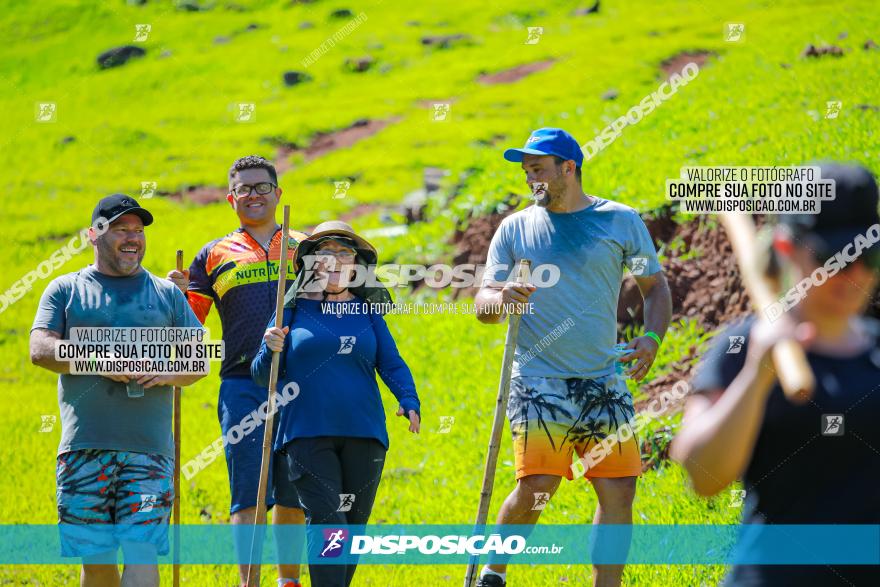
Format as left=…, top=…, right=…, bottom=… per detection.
left=719, top=213, right=815, bottom=402
left=464, top=259, right=531, bottom=587
left=245, top=205, right=292, bottom=586
left=173, top=249, right=183, bottom=587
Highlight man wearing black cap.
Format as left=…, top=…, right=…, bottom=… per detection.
left=673, top=163, right=880, bottom=586
left=30, top=194, right=205, bottom=587
left=476, top=128, right=672, bottom=587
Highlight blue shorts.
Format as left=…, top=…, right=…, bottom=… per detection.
left=219, top=377, right=300, bottom=514
left=56, top=449, right=173, bottom=560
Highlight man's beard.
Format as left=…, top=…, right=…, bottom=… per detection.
left=529, top=182, right=550, bottom=206
left=530, top=178, right=562, bottom=207
left=96, top=237, right=143, bottom=275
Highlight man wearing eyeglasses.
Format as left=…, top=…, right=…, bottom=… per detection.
left=167, top=155, right=308, bottom=587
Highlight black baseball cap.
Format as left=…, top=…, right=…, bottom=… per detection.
left=780, top=163, right=880, bottom=260
left=91, top=193, right=154, bottom=229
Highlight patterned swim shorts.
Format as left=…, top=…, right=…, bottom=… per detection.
left=56, top=449, right=173, bottom=559
left=507, top=374, right=641, bottom=480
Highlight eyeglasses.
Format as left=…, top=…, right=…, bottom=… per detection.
left=315, top=249, right=356, bottom=262
left=231, top=182, right=276, bottom=198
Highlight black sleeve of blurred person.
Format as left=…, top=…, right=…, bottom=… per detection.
left=690, top=317, right=753, bottom=395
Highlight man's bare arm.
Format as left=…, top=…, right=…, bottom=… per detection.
left=634, top=271, right=672, bottom=338
left=30, top=328, right=70, bottom=374
left=618, top=271, right=673, bottom=380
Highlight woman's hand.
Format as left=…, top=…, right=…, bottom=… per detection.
left=263, top=326, right=289, bottom=353
left=396, top=406, right=420, bottom=433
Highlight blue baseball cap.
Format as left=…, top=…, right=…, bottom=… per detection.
left=503, top=127, right=584, bottom=168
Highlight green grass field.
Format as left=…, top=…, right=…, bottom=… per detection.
left=1, top=0, right=878, bottom=584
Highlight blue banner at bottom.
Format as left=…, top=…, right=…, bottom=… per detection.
left=0, top=524, right=877, bottom=565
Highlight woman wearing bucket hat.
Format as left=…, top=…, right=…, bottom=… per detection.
left=672, top=163, right=880, bottom=585
left=251, top=220, right=420, bottom=587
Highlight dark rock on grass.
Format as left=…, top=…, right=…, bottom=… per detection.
left=502, top=9, right=546, bottom=24
left=838, top=31, right=848, bottom=40
left=299, top=21, right=314, bottom=29
left=474, top=134, right=506, bottom=146
left=601, top=88, right=619, bottom=100
left=864, top=39, right=878, bottom=50
left=421, top=33, right=472, bottom=49
left=573, top=1, right=600, bottom=15
left=801, top=43, right=844, bottom=58
left=96, top=45, right=146, bottom=69
left=282, top=70, right=312, bottom=86
left=214, top=23, right=264, bottom=44
left=330, top=8, right=354, bottom=19
left=175, top=0, right=202, bottom=11
left=345, top=56, right=374, bottom=72
left=59, top=136, right=76, bottom=145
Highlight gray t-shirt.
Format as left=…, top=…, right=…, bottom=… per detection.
left=483, top=198, right=662, bottom=378
left=32, top=265, right=203, bottom=458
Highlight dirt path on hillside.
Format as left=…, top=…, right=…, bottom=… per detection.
left=165, top=118, right=398, bottom=205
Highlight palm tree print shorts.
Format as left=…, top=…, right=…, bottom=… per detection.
left=507, top=374, right=641, bottom=480
left=56, top=449, right=174, bottom=559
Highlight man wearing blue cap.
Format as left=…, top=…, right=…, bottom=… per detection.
left=475, top=128, right=672, bottom=586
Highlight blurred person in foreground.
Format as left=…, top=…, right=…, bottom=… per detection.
left=672, top=163, right=880, bottom=586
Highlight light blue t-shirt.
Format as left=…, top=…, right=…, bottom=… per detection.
left=483, top=198, right=662, bottom=379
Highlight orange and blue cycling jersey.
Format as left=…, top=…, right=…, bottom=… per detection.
left=186, top=227, right=308, bottom=379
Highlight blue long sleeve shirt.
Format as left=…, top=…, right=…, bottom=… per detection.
left=251, top=298, right=420, bottom=451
